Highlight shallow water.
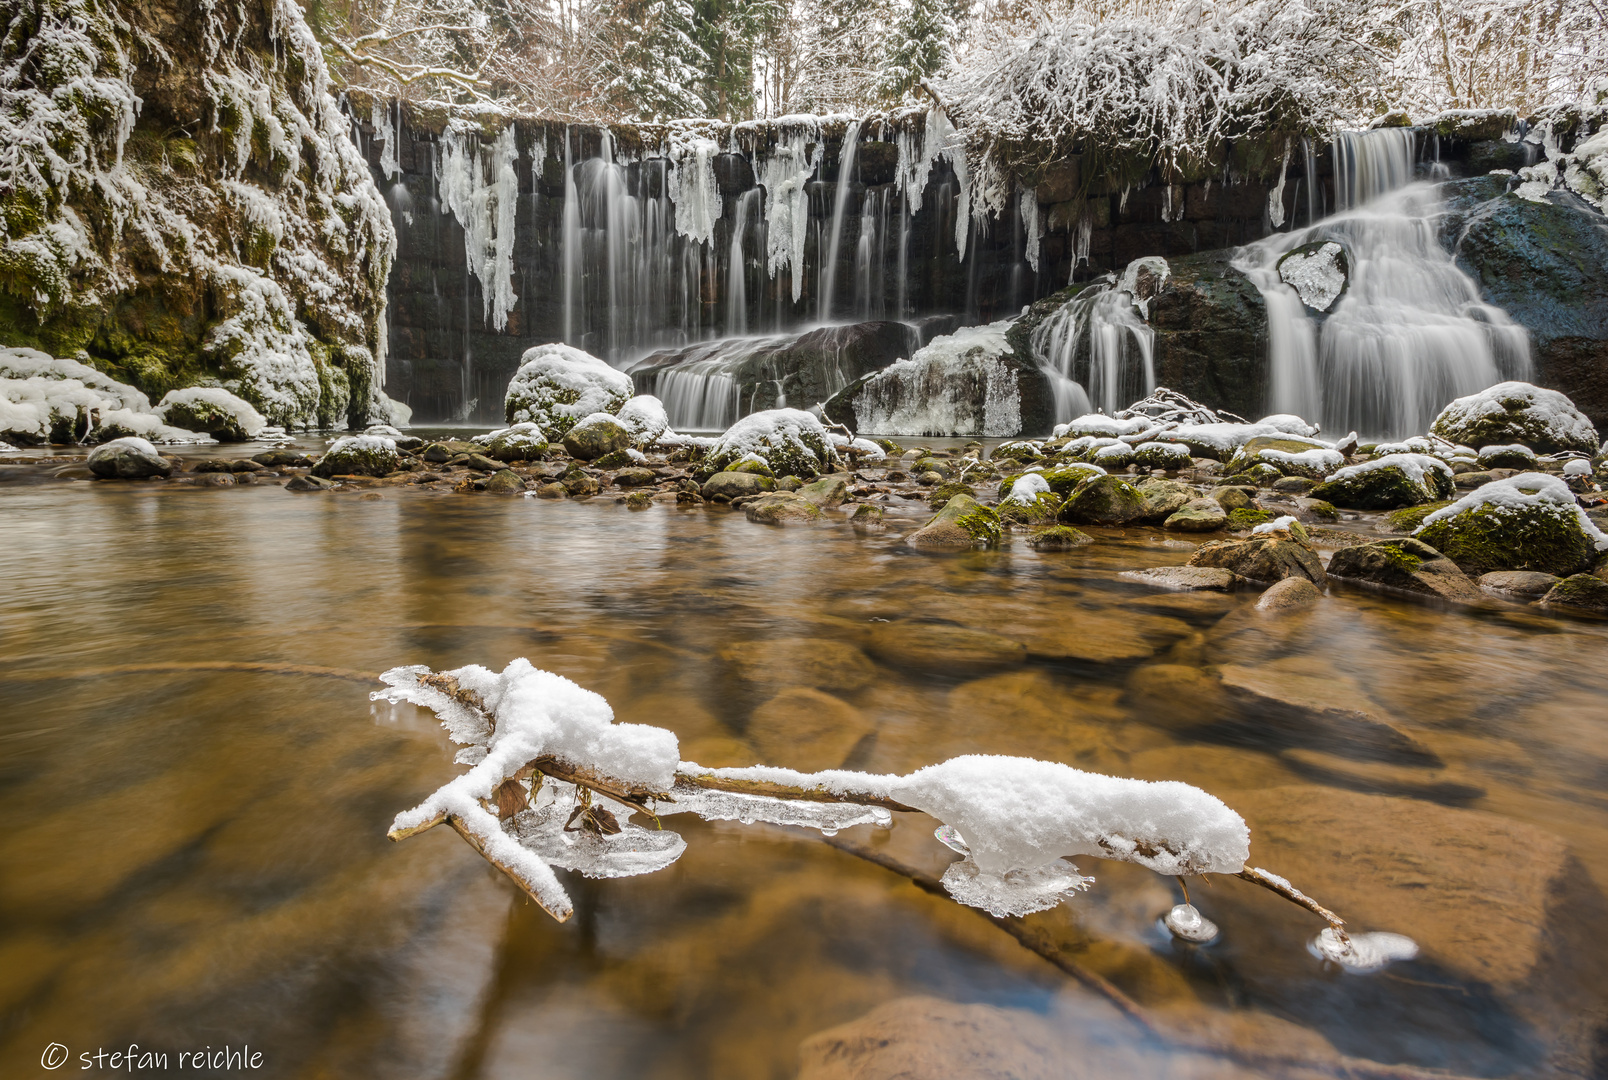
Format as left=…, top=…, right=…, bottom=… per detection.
left=3, top=447, right=1607, bottom=1079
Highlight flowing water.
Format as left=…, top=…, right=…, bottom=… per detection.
left=3, top=440, right=1608, bottom=1078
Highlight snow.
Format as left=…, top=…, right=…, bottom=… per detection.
left=1055, top=414, right=1154, bottom=438
left=1006, top=473, right=1052, bottom=504
left=505, top=344, right=635, bottom=430
left=1562, top=459, right=1591, bottom=477
left=1256, top=446, right=1343, bottom=475
left=1433, top=382, right=1598, bottom=451
left=616, top=395, right=672, bottom=445
left=0, top=347, right=211, bottom=444
left=845, top=321, right=1023, bottom=438
left=1327, top=452, right=1451, bottom=489
left=473, top=422, right=548, bottom=454
left=326, top=433, right=397, bottom=455
left=706, top=408, right=840, bottom=472
left=1252, top=515, right=1299, bottom=534
left=847, top=437, right=886, bottom=459
left=1134, top=440, right=1192, bottom=464
left=1418, top=472, right=1608, bottom=550
left=1279, top=242, right=1346, bottom=311
left=1153, top=420, right=1318, bottom=456
left=1477, top=443, right=1536, bottom=463
left=156, top=387, right=268, bottom=438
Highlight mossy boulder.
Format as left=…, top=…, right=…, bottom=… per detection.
left=927, top=479, right=976, bottom=508
left=1187, top=526, right=1326, bottom=585
left=613, top=467, right=657, bottom=487
left=797, top=474, right=850, bottom=507
left=311, top=435, right=401, bottom=478
left=702, top=409, right=842, bottom=480
left=1326, top=538, right=1484, bottom=603
left=87, top=437, right=172, bottom=479
left=1385, top=500, right=1454, bottom=532
left=154, top=387, right=265, bottom=442
left=505, top=344, right=633, bottom=435
left=1134, top=476, right=1195, bottom=521
left=999, top=492, right=1063, bottom=526
left=483, top=469, right=526, bottom=494
left=702, top=471, right=775, bottom=501
left=1001, top=463, right=1103, bottom=498
left=1226, top=436, right=1340, bottom=480
left=562, top=413, right=633, bottom=461
left=1133, top=441, right=1194, bottom=471
left=991, top=441, right=1045, bottom=464
left=1164, top=498, right=1228, bottom=532
left=1416, top=492, right=1602, bottom=577
left=907, top=494, right=1002, bottom=550
left=1309, top=454, right=1456, bottom=510
left=1429, top=381, right=1598, bottom=455
left=1537, top=574, right=1608, bottom=614
left=743, top=492, right=823, bottom=524
left=1226, top=507, right=1274, bottom=530
left=1027, top=524, right=1093, bottom=550
left=1060, top=475, right=1148, bottom=526
left=1210, top=485, right=1257, bottom=512
left=727, top=455, right=775, bottom=477
left=474, top=422, right=550, bottom=462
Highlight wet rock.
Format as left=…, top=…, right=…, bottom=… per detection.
left=701, top=471, right=775, bottom=501
left=1227, top=435, right=1340, bottom=479
left=562, top=413, right=633, bottom=461
left=924, top=479, right=976, bottom=509
left=1308, top=454, right=1456, bottom=509
left=194, top=471, right=235, bottom=487
left=797, top=474, right=850, bottom=507
left=743, top=492, right=822, bottom=524
left=613, top=467, right=657, bottom=488
left=1478, top=570, right=1562, bottom=598
left=1187, top=525, right=1326, bottom=585
left=745, top=688, right=874, bottom=771
left=1209, top=485, right=1257, bottom=512
left=1164, top=498, right=1227, bottom=532
left=1536, top=573, right=1608, bottom=614
left=906, top=495, right=1001, bottom=551
left=1326, top=537, right=1485, bottom=603
left=867, top=622, right=1027, bottom=673
left=1415, top=479, right=1603, bottom=577
left=285, top=474, right=335, bottom=491
left=87, top=437, right=173, bottom=479
left=534, top=482, right=567, bottom=499
left=482, top=469, right=525, bottom=494
left=1027, top=524, right=1092, bottom=550
left=311, top=435, right=402, bottom=478
left=420, top=443, right=453, bottom=464
left=1280, top=748, right=1486, bottom=802
left=1255, top=577, right=1322, bottom=612
left=475, top=422, right=549, bottom=462
left=251, top=449, right=313, bottom=468
left=850, top=504, right=885, bottom=529
left=1060, top=474, right=1148, bottom=526
left=1271, top=475, right=1316, bottom=494
left=1429, top=380, right=1599, bottom=455
left=1120, top=566, right=1241, bottom=591
left=1227, top=785, right=1574, bottom=985
left=1123, top=664, right=1228, bottom=731
left=719, top=638, right=878, bottom=693
left=1216, top=660, right=1438, bottom=763
left=1384, top=500, right=1454, bottom=532
left=1134, top=476, right=1195, bottom=521
left=562, top=474, right=601, bottom=497
left=1133, top=440, right=1193, bottom=470
left=457, top=452, right=503, bottom=472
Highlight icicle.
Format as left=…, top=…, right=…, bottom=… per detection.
left=1019, top=187, right=1042, bottom=273
left=667, top=136, right=722, bottom=246
left=759, top=122, right=822, bottom=305
left=438, top=125, right=519, bottom=332
left=1268, top=140, right=1290, bottom=228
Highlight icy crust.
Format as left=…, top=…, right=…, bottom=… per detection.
left=849, top=321, right=1023, bottom=438
left=1310, top=927, right=1419, bottom=973
left=504, top=344, right=635, bottom=435
left=1418, top=473, right=1608, bottom=550
left=1328, top=453, right=1451, bottom=489
left=512, top=782, right=687, bottom=879
left=1278, top=242, right=1347, bottom=311
left=704, top=408, right=842, bottom=478
left=1429, top=381, right=1599, bottom=455
left=661, top=784, right=892, bottom=834
left=0, top=348, right=210, bottom=445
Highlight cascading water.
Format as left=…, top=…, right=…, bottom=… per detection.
left=726, top=189, right=760, bottom=336
left=1235, top=129, right=1531, bottom=438
left=1029, top=279, right=1154, bottom=422
left=818, top=121, right=863, bottom=323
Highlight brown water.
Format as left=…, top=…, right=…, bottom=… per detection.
left=3, top=438, right=1607, bottom=1079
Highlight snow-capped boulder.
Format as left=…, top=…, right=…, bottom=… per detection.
left=0, top=348, right=206, bottom=445
left=1429, top=382, right=1598, bottom=455
left=1309, top=454, right=1455, bottom=509
left=1226, top=435, right=1342, bottom=480
left=703, top=409, right=842, bottom=479
left=1414, top=473, right=1608, bottom=577
left=616, top=395, right=671, bottom=447
left=311, top=435, right=402, bottom=478
left=504, top=344, right=633, bottom=436
left=562, top=413, right=632, bottom=461
left=87, top=437, right=172, bottom=479
left=473, top=422, right=550, bottom=462
left=156, top=387, right=267, bottom=442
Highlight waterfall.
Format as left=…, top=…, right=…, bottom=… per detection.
left=1235, top=129, right=1532, bottom=438
left=562, top=129, right=581, bottom=346
left=726, top=189, right=759, bottom=335
left=1029, top=281, right=1154, bottom=422
left=630, top=335, right=790, bottom=430
left=819, top=120, right=862, bottom=322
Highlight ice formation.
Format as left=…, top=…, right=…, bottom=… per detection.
left=1310, top=927, right=1419, bottom=973
left=759, top=126, right=824, bottom=303
left=1164, top=903, right=1219, bottom=943
left=440, top=125, right=521, bottom=331
left=846, top=322, right=1023, bottom=438
left=1278, top=242, right=1347, bottom=311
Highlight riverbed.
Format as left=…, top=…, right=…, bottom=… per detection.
left=3, top=436, right=1607, bottom=1079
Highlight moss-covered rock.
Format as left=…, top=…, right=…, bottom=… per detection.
left=154, top=386, right=265, bottom=441
left=1134, top=476, right=1195, bottom=521
left=1226, top=507, right=1274, bottom=530
left=743, top=492, right=823, bottom=524
left=1326, top=537, right=1484, bottom=603
left=1226, top=435, right=1341, bottom=479
left=1164, top=498, right=1227, bottom=532
left=1027, top=524, right=1093, bottom=550
left=999, top=492, right=1063, bottom=526
left=1187, top=526, right=1326, bottom=585
left=1060, top=474, right=1148, bottom=525
left=1429, top=381, right=1599, bottom=455
left=1001, top=463, right=1103, bottom=498
left=1133, top=441, right=1193, bottom=471
left=797, top=474, right=850, bottom=507
left=1536, top=574, right=1608, bottom=614
left=1309, top=454, right=1456, bottom=510
left=926, top=479, right=976, bottom=508
left=702, top=408, right=842, bottom=480
left=311, top=435, right=402, bottom=478
left=483, top=469, right=526, bottom=494
left=613, top=467, right=657, bottom=487
left=701, top=471, right=775, bottom=501
left=907, top=494, right=1002, bottom=550
left=1416, top=493, right=1602, bottom=577
left=1210, top=485, right=1257, bottom=512
left=562, top=413, right=633, bottom=460
left=1385, top=500, right=1454, bottom=532
left=474, top=422, right=550, bottom=462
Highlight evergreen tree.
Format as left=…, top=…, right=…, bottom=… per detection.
left=689, top=0, right=785, bottom=118
left=598, top=0, right=710, bottom=120
left=796, top=0, right=890, bottom=111
left=873, top=0, right=958, bottom=105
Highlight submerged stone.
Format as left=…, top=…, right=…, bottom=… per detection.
left=867, top=622, right=1027, bottom=672
left=1256, top=577, right=1322, bottom=612
left=1477, top=570, right=1562, bottom=598
left=907, top=495, right=1001, bottom=550
left=1187, top=528, right=1325, bottom=585
left=746, top=687, right=874, bottom=772
left=1119, top=566, right=1241, bottom=591
left=1026, top=524, right=1092, bottom=550
left=1326, top=537, right=1485, bottom=603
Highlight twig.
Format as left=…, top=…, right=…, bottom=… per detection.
left=445, top=814, right=572, bottom=922
left=1236, top=866, right=1347, bottom=936
left=675, top=766, right=918, bottom=813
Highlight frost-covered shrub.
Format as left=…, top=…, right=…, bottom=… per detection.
left=1415, top=472, right=1608, bottom=576
left=703, top=408, right=843, bottom=479
left=1430, top=382, right=1599, bottom=455
left=473, top=422, right=550, bottom=462
left=311, top=434, right=402, bottom=478
left=504, top=344, right=634, bottom=436
left=156, top=387, right=267, bottom=442
left=1309, top=453, right=1455, bottom=509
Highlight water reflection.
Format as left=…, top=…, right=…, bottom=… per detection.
left=1, top=475, right=1606, bottom=1078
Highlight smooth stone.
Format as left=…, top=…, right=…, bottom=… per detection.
left=1059, top=474, right=1148, bottom=525
left=1133, top=476, right=1195, bottom=520
left=1281, top=747, right=1486, bottom=802
left=796, top=473, right=850, bottom=506
left=1164, top=498, right=1228, bottom=532
left=1209, top=485, right=1257, bottom=512
left=482, top=469, right=525, bottom=494
left=194, top=471, right=235, bottom=487
left=462, top=452, right=502, bottom=472
left=745, top=688, right=874, bottom=772
left=1478, top=571, right=1562, bottom=599
left=1216, top=658, right=1440, bottom=764
left=1536, top=573, right=1608, bottom=614
left=613, top=467, right=656, bottom=487
left=284, top=474, right=335, bottom=491
left=701, top=471, right=775, bottom=500
left=1271, top=475, right=1317, bottom=494
left=718, top=637, right=878, bottom=693
left=743, top=492, right=822, bottom=524
left=867, top=622, right=1027, bottom=673
left=87, top=440, right=173, bottom=479
left=561, top=414, right=632, bottom=460
left=905, top=494, right=1000, bottom=550
left=1119, top=566, right=1241, bottom=592
left=1326, top=537, right=1485, bottom=604
left=534, top=482, right=567, bottom=498
left=1255, top=577, right=1322, bottom=612
left=1187, top=529, right=1326, bottom=586
left=1123, top=664, right=1227, bottom=731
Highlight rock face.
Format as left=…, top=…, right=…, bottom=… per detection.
left=87, top=437, right=172, bottom=478
left=311, top=434, right=402, bottom=478
left=0, top=0, right=393, bottom=429
left=1415, top=474, right=1606, bottom=577
left=562, top=413, right=632, bottom=460
left=1428, top=380, right=1600, bottom=454
left=1443, top=176, right=1608, bottom=434
left=1309, top=454, right=1455, bottom=509
left=906, top=495, right=1002, bottom=550
left=504, top=344, right=633, bottom=435
left=1145, top=252, right=1270, bottom=420
left=1187, top=526, right=1326, bottom=585
left=1327, top=538, right=1485, bottom=602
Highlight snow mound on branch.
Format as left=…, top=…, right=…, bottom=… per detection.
left=1418, top=473, right=1608, bottom=550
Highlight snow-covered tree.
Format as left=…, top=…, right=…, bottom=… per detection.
left=597, top=0, right=709, bottom=119
left=873, top=0, right=961, bottom=104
